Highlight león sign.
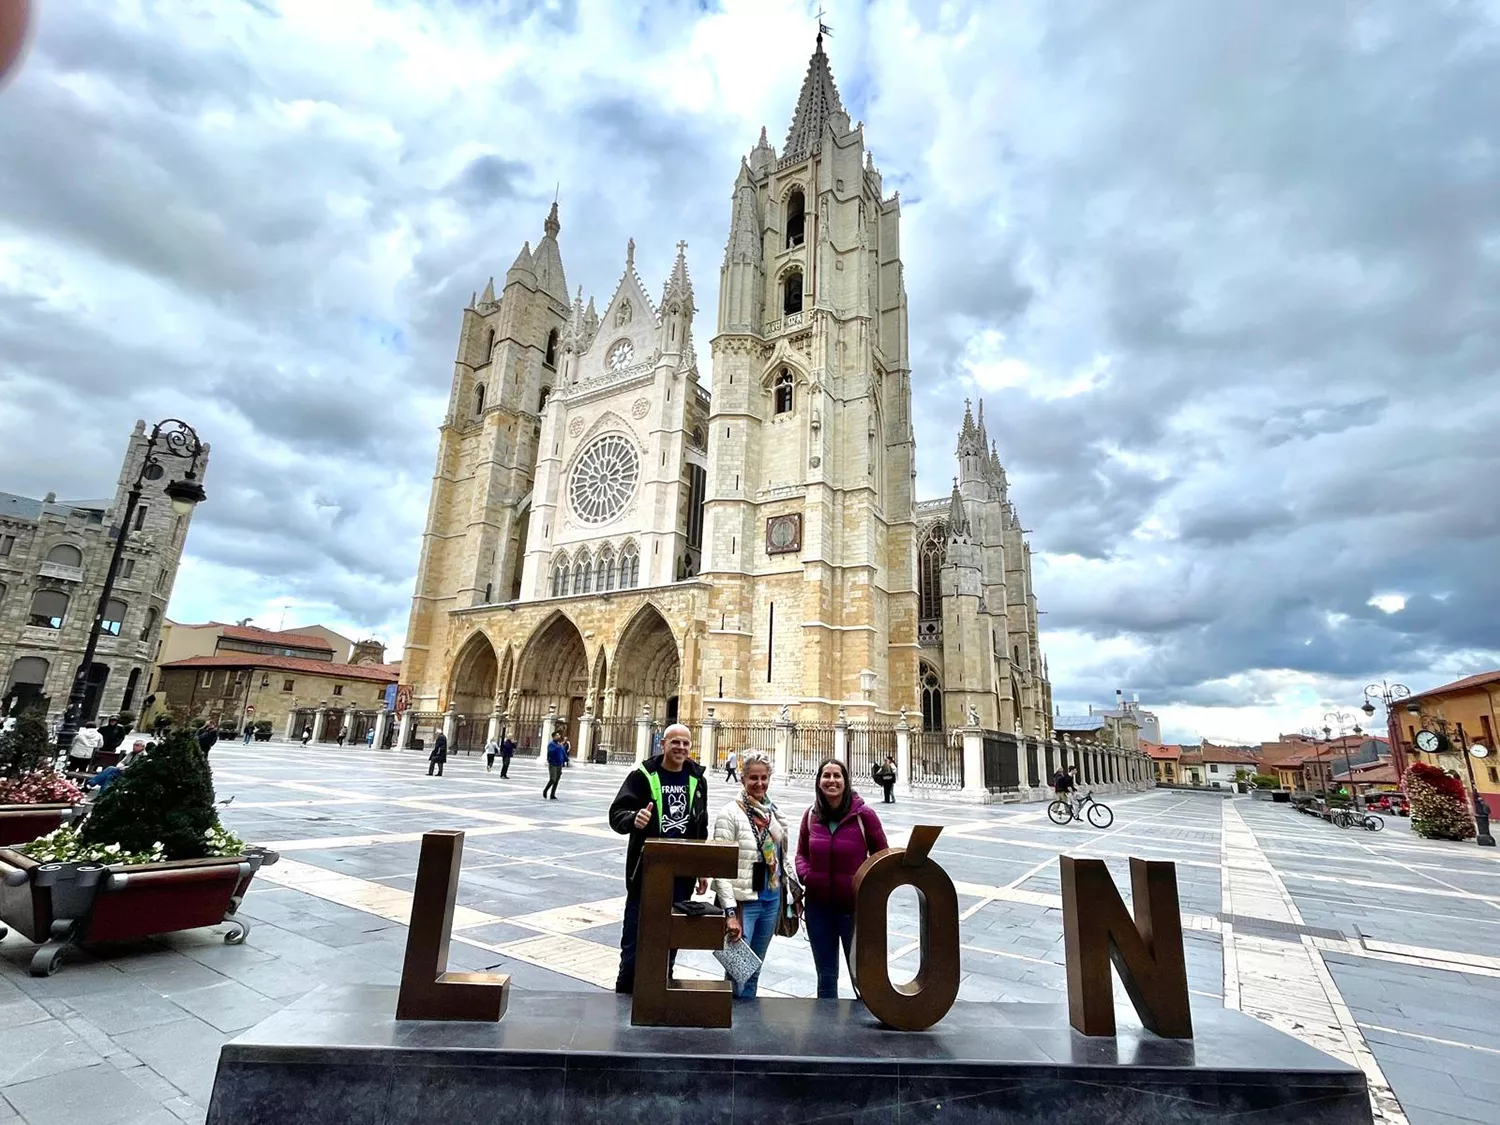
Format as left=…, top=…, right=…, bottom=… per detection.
left=396, top=827, right=1193, bottom=1039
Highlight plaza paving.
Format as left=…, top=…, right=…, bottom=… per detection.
left=0, top=740, right=1497, bottom=1124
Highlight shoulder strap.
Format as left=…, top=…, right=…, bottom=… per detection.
left=856, top=809, right=869, bottom=854
left=641, top=764, right=662, bottom=813
left=686, top=773, right=699, bottom=812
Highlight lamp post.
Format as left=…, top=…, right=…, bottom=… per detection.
left=1362, top=680, right=1412, bottom=777
left=1405, top=702, right=1496, bottom=848
left=54, top=419, right=207, bottom=754
left=1323, top=710, right=1354, bottom=800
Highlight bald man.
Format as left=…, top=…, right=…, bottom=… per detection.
left=608, top=722, right=709, bottom=993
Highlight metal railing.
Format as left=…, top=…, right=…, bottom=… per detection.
left=715, top=720, right=776, bottom=768
left=846, top=722, right=897, bottom=786
left=592, top=716, right=638, bottom=764
left=788, top=721, right=835, bottom=779
left=911, top=730, right=963, bottom=790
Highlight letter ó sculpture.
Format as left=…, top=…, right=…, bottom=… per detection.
left=395, top=830, right=510, bottom=1021
left=852, top=825, right=961, bottom=1031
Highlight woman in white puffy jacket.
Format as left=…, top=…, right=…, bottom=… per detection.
left=711, top=749, right=788, bottom=999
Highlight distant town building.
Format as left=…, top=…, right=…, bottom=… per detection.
left=1396, top=670, right=1500, bottom=816
left=0, top=422, right=206, bottom=724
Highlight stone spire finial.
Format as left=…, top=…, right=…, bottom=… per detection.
left=626, top=237, right=635, bottom=269
left=662, top=240, right=694, bottom=309
left=783, top=35, right=847, bottom=160
left=957, top=399, right=983, bottom=457
left=479, top=277, right=495, bottom=304
left=507, top=242, right=534, bottom=282
left=946, top=478, right=971, bottom=537
left=544, top=199, right=560, bottom=238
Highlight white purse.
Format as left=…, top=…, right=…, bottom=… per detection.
left=713, top=936, right=763, bottom=987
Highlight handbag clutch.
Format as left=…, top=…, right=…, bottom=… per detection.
left=713, top=937, right=763, bottom=987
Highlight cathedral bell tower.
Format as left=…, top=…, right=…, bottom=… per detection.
left=702, top=35, right=919, bottom=720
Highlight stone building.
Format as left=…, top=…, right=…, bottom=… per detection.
left=399, top=38, right=1054, bottom=756
left=0, top=421, right=205, bottom=724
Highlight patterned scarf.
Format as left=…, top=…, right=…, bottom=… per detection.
left=740, top=794, right=781, bottom=891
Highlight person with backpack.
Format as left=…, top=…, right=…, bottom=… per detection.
left=872, top=754, right=897, bottom=804
left=608, top=723, right=709, bottom=994
left=711, top=749, right=788, bottom=999
left=795, top=756, right=888, bottom=1000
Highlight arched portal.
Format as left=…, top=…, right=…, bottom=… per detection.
left=611, top=605, right=680, bottom=724
left=449, top=632, right=498, bottom=717
left=514, top=612, right=590, bottom=750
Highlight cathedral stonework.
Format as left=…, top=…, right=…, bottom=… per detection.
left=400, top=40, right=1052, bottom=752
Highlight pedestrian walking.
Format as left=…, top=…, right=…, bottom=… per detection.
left=724, top=748, right=739, bottom=784
left=336, top=724, right=348, bottom=747
left=243, top=724, right=254, bottom=744
left=484, top=734, right=500, bottom=773
left=713, top=749, right=787, bottom=999
left=873, top=754, right=897, bottom=803
left=795, top=757, right=888, bottom=999
left=500, top=734, right=515, bottom=778
left=98, top=716, right=127, bottom=756
left=197, top=720, right=219, bottom=756
left=608, top=723, right=709, bottom=994
left=428, top=731, right=448, bottom=776
left=68, top=721, right=104, bottom=772
left=301, top=726, right=313, bottom=746
left=542, top=730, right=569, bottom=799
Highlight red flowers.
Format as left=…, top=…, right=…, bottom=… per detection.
left=0, top=770, right=85, bottom=806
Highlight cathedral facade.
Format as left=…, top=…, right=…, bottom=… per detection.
left=399, top=40, right=1052, bottom=754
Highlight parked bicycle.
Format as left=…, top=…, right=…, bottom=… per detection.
left=1047, top=790, right=1114, bottom=829
left=1332, top=808, right=1385, bottom=832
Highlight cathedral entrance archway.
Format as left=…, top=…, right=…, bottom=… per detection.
left=611, top=605, right=680, bottom=726
left=449, top=633, right=498, bottom=718
left=514, top=612, right=589, bottom=751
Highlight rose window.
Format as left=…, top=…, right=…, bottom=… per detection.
left=568, top=434, right=640, bottom=525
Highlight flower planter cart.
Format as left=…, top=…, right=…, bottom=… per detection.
left=0, top=846, right=278, bottom=976
left=0, top=804, right=79, bottom=848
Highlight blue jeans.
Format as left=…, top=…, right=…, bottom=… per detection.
left=732, top=894, right=780, bottom=999
left=805, top=900, right=855, bottom=1000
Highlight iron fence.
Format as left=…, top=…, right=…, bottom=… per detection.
left=452, top=714, right=485, bottom=755
left=983, top=731, right=1020, bottom=793
left=846, top=722, right=897, bottom=785
left=346, top=709, right=377, bottom=747
left=405, top=711, right=442, bottom=752
left=592, top=716, right=639, bottom=764
left=788, top=721, right=836, bottom=779
left=1025, top=740, right=1041, bottom=788
left=911, top=729, right=963, bottom=790
left=503, top=701, right=555, bottom=755
left=715, top=720, right=776, bottom=768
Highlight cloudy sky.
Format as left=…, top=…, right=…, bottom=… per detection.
left=3, top=0, right=1498, bottom=744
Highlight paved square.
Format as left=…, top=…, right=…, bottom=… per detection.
left=1, top=742, right=1497, bottom=1123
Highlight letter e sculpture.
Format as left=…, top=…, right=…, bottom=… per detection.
left=851, top=825, right=960, bottom=1031
left=395, top=830, right=510, bottom=1021
left=631, top=839, right=741, bottom=1028
left=1059, top=856, right=1192, bottom=1038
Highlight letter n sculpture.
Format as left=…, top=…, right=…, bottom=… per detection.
left=1059, top=856, right=1192, bottom=1038
left=395, top=830, right=510, bottom=1021
left=852, top=825, right=961, bottom=1031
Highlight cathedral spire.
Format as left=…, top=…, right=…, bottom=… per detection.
left=479, top=277, right=496, bottom=305
left=544, top=199, right=560, bottom=238
left=662, top=240, right=694, bottom=309
left=506, top=241, right=534, bottom=286
left=957, top=398, right=983, bottom=457
left=946, top=478, right=971, bottom=538
left=533, top=203, right=568, bottom=304
left=783, top=35, right=846, bottom=161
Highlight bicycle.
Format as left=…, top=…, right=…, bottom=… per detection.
left=1332, top=808, right=1384, bottom=832
left=1047, top=790, right=1114, bottom=829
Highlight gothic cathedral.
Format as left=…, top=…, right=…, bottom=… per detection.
left=399, top=39, right=1053, bottom=752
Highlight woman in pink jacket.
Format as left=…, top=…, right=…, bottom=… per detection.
left=795, top=757, right=889, bottom=999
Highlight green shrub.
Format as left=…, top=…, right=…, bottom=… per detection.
left=1250, top=773, right=1279, bottom=789
left=79, top=727, right=223, bottom=860
left=0, top=708, right=54, bottom=779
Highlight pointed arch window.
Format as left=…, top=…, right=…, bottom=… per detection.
left=575, top=549, right=594, bottom=594
left=597, top=547, right=616, bottom=592
left=551, top=555, right=570, bottom=597
left=774, top=369, right=794, bottom=415
left=620, top=542, right=640, bottom=589
left=786, top=188, right=806, bottom=248
left=920, top=662, right=943, bottom=733
left=782, top=269, right=803, bottom=316
left=484, top=328, right=496, bottom=363
left=918, top=523, right=947, bottom=622
left=545, top=328, right=558, bottom=368
left=473, top=382, right=486, bottom=417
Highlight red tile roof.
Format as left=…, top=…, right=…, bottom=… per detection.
left=1142, top=742, right=1180, bottom=761
left=214, top=623, right=334, bottom=651
left=1404, top=670, right=1500, bottom=705
left=159, top=652, right=397, bottom=684
left=1199, top=744, right=1262, bottom=765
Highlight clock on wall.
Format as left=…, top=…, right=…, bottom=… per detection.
left=1414, top=729, right=1444, bottom=753
left=766, top=513, right=802, bottom=555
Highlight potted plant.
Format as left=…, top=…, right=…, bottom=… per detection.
left=0, top=709, right=85, bottom=846
left=0, top=727, right=277, bottom=975
left=1406, top=763, right=1475, bottom=841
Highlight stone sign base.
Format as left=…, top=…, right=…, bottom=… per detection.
left=206, top=985, right=1371, bottom=1124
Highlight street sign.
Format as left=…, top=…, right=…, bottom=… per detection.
left=1471, top=743, right=1490, bottom=759
left=246, top=705, right=256, bottom=714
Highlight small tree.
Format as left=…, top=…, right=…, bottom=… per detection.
left=80, top=727, right=222, bottom=860
left=1250, top=773, right=1280, bottom=789
left=1406, top=762, right=1475, bottom=841
left=0, top=708, right=54, bottom=779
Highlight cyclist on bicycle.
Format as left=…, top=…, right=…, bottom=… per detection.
left=1052, top=767, right=1077, bottom=815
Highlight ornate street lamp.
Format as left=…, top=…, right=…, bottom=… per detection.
left=1405, top=701, right=1495, bottom=848
left=1361, top=680, right=1412, bottom=777
left=54, top=419, right=207, bottom=753
left=1323, top=710, right=1353, bottom=800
